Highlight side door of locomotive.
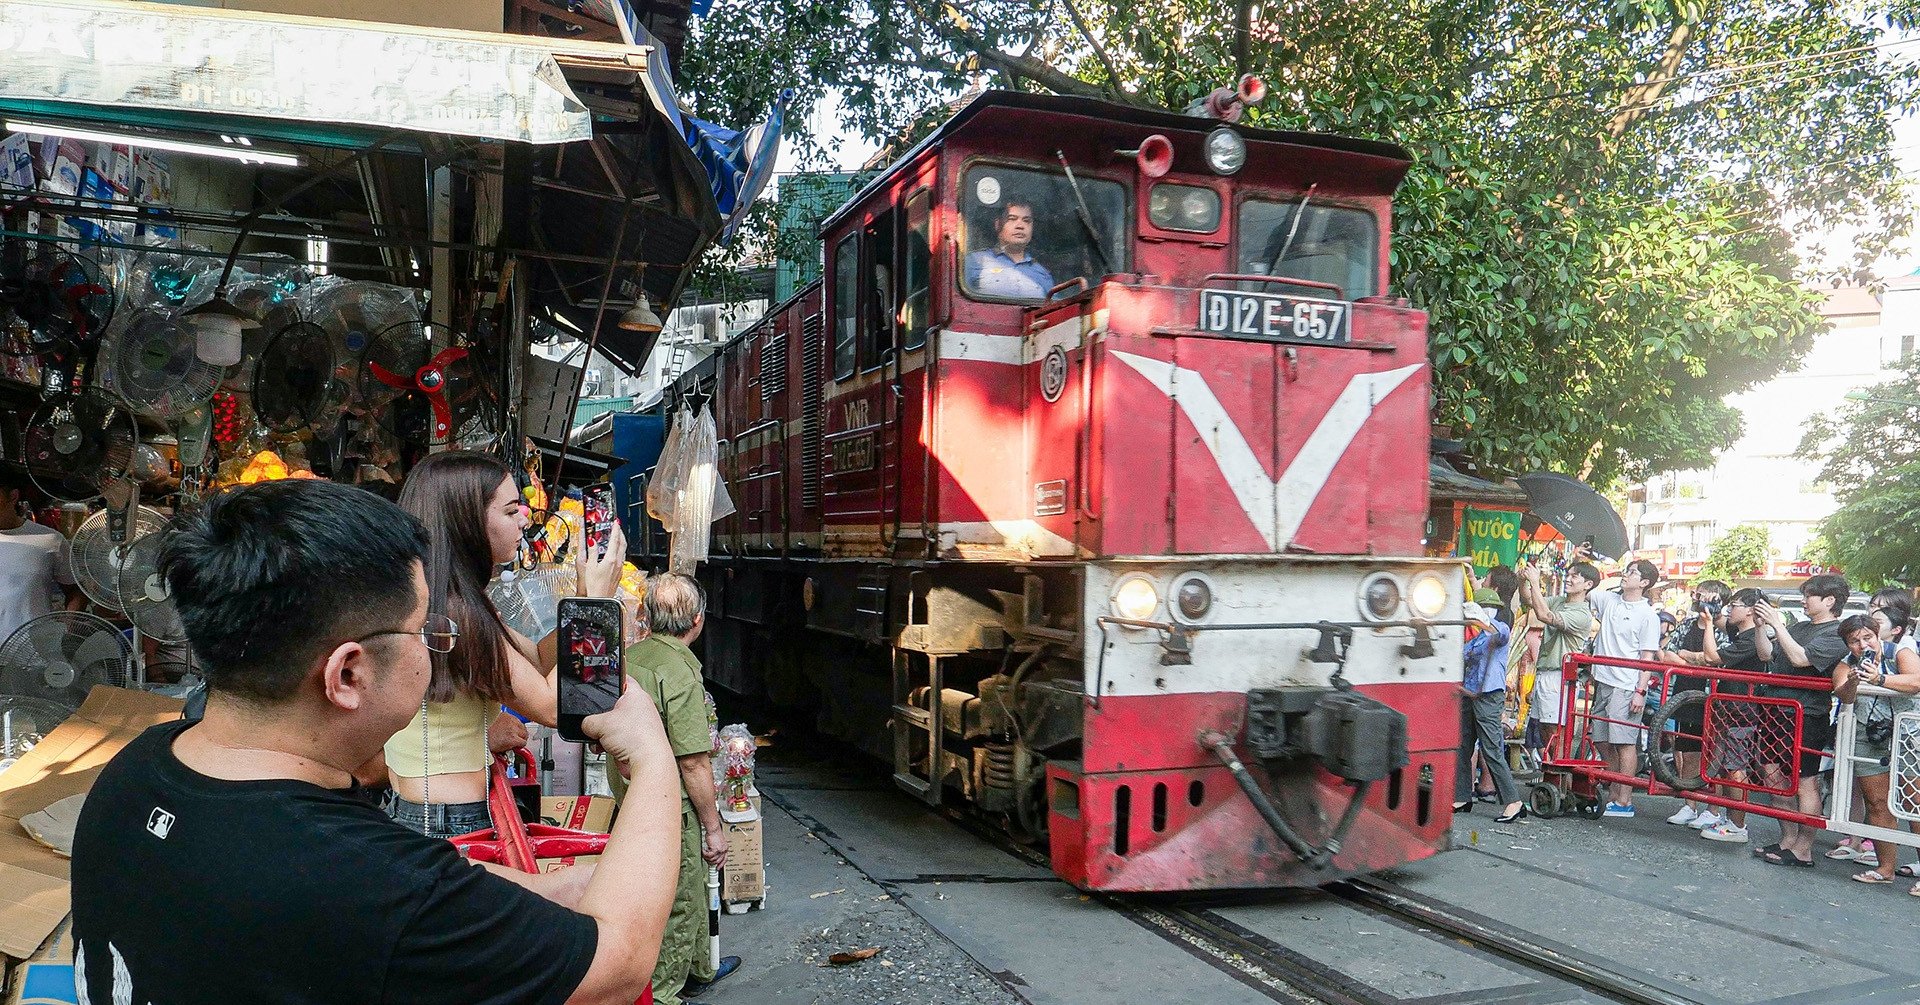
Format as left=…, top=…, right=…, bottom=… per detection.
left=821, top=228, right=887, bottom=553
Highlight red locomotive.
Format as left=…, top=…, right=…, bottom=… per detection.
left=654, top=89, right=1468, bottom=892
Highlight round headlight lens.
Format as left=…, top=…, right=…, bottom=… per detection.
left=1175, top=577, right=1213, bottom=620
left=1113, top=576, right=1160, bottom=621
left=1360, top=574, right=1402, bottom=621
left=1204, top=127, right=1246, bottom=175
left=1409, top=573, right=1449, bottom=618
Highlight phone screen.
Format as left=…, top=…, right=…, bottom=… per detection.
left=583, top=485, right=614, bottom=560
left=557, top=597, right=623, bottom=741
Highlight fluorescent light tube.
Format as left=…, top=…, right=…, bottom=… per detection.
left=3, top=119, right=304, bottom=168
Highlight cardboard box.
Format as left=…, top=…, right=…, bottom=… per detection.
left=0, top=688, right=182, bottom=961
left=534, top=795, right=614, bottom=874
left=4, top=916, right=75, bottom=1005
left=721, top=799, right=764, bottom=903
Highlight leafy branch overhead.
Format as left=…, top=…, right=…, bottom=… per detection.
left=1799, top=357, right=1920, bottom=589
left=682, top=0, right=1920, bottom=485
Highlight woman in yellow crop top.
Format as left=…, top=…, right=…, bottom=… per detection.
left=383, top=451, right=626, bottom=837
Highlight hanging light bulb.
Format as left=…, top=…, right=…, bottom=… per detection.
left=180, top=294, right=258, bottom=366
left=617, top=263, right=663, bottom=334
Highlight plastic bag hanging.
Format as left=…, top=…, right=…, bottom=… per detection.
left=667, top=405, right=732, bottom=574
left=646, top=405, right=695, bottom=523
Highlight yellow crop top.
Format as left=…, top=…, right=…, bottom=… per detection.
left=383, top=691, right=495, bottom=778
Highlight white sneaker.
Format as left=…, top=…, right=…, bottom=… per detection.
left=1689, top=809, right=1724, bottom=830
left=1666, top=805, right=1698, bottom=826
left=1701, top=822, right=1749, bottom=843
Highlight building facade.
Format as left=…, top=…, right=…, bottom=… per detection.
left=1631, top=278, right=1918, bottom=578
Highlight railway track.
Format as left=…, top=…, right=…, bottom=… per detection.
left=945, top=808, right=1692, bottom=1005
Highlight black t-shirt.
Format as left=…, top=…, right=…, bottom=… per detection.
left=1715, top=625, right=1767, bottom=696
left=1674, top=623, right=1711, bottom=693
left=1762, top=618, right=1846, bottom=719
left=72, top=721, right=598, bottom=1005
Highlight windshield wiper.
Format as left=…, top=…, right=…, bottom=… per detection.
left=1055, top=151, right=1113, bottom=278
left=1265, top=181, right=1320, bottom=280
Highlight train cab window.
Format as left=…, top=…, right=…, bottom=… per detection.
left=1236, top=199, right=1379, bottom=300
left=960, top=165, right=1125, bottom=303
left=831, top=234, right=858, bottom=380
left=861, top=210, right=897, bottom=372
left=900, top=190, right=932, bottom=350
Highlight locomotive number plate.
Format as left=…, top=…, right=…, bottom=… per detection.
left=1198, top=289, right=1350, bottom=344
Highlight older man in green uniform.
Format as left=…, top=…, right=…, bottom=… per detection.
left=610, top=573, right=739, bottom=1004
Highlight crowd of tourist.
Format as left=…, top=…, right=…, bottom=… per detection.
left=1454, top=553, right=1920, bottom=893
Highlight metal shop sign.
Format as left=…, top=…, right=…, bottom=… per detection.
left=0, top=0, right=593, bottom=144
left=1457, top=506, right=1521, bottom=576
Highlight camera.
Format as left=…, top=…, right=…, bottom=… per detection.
left=1692, top=599, right=1722, bottom=618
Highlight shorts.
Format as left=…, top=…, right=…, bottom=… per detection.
left=1855, top=736, right=1893, bottom=778
left=1533, top=668, right=1565, bottom=726
left=1755, top=706, right=1833, bottom=778
left=385, top=792, right=493, bottom=840
left=1709, top=725, right=1754, bottom=774
left=1673, top=695, right=1705, bottom=754
left=1590, top=682, right=1641, bottom=745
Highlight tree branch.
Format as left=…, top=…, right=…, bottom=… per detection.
left=1607, top=19, right=1696, bottom=141
left=1057, top=0, right=1128, bottom=98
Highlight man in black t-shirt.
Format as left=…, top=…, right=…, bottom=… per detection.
left=1696, top=588, right=1774, bottom=844
left=1750, top=574, right=1851, bottom=868
left=1659, top=579, right=1729, bottom=829
left=72, top=480, right=685, bottom=1005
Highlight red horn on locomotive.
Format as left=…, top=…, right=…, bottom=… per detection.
left=649, top=90, right=1468, bottom=893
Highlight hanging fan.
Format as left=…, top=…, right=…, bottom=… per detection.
left=253, top=320, right=346, bottom=434
left=70, top=505, right=168, bottom=612
left=304, top=279, right=420, bottom=399
left=118, top=528, right=186, bottom=644
left=0, top=696, right=76, bottom=769
left=222, top=280, right=302, bottom=392
left=363, top=321, right=477, bottom=442
left=0, top=250, right=116, bottom=366
left=22, top=385, right=138, bottom=502
left=122, top=249, right=216, bottom=316
left=108, top=307, right=225, bottom=420
left=0, top=612, right=135, bottom=712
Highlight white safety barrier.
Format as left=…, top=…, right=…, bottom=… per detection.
left=1827, top=688, right=1920, bottom=850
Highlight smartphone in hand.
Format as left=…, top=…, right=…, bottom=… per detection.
left=582, top=484, right=615, bottom=561
left=557, top=597, right=624, bottom=742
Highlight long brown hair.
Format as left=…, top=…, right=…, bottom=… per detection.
left=397, top=450, right=515, bottom=704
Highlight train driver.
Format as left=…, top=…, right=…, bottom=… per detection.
left=966, top=199, right=1054, bottom=300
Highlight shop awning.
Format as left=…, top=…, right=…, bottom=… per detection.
left=0, top=0, right=667, bottom=144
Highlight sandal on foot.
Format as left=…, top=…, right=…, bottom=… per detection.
left=1909, top=883, right=1920, bottom=897
left=1753, top=843, right=1784, bottom=858
left=1826, top=845, right=1861, bottom=860
left=1899, top=864, right=1920, bottom=878
left=1764, top=849, right=1815, bottom=867
left=1853, top=869, right=1894, bottom=884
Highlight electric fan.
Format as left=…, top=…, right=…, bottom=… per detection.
left=70, top=505, right=168, bottom=612
left=364, top=326, right=475, bottom=442
left=118, top=528, right=186, bottom=644
left=222, top=279, right=302, bottom=393
left=253, top=320, right=345, bottom=435
left=0, top=612, right=135, bottom=713
left=21, top=385, right=138, bottom=502
left=107, top=307, right=225, bottom=420
left=304, top=278, right=420, bottom=397
left=0, top=250, right=116, bottom=367
left=122, top=249, right=215, bottom=316
left=0, top=696, right=75, bottom=769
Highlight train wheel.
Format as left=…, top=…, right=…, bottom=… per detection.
left=1527, top=783, right=1562, bottom=819
left=1005, top=778, right=1051, bottom=847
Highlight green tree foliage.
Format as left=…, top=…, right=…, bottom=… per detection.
left=680, top=0, right=1920, bottom=483
left=1697, top=522, right=1773, bottom=582
left=1799, top=359, right=1920, bottom=589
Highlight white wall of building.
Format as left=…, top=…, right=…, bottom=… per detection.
left=1634, top=280, right=1920, bottom=563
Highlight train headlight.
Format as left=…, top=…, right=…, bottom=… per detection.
left=1204, top=127, right=1246, bottom=175
left=1174, top=576, right=1213, bottom=621
left=1408, top=573, right=1449, bottom=619
left=1111, top=576, right=1160, bottom=622
left=1358, top=573, right=1402, bottom=622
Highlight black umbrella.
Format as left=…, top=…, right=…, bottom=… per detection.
left=1516, top=472, right=1629, bottom=561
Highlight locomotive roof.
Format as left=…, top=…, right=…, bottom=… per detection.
left=820, top=90, right=1414, bottom=233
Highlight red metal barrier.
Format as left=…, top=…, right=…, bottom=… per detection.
left=1535, top=654, right=1833, bottom=830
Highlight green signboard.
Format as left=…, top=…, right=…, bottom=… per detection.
left=1458, top=507, right=1522, bottom=575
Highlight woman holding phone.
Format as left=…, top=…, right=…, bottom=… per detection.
left=385, top=450, right=627, bottom=837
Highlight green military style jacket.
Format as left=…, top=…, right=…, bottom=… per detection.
left=608, top=634, right=711, bottom=805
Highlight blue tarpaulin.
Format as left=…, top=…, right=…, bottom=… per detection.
left=682, top=88, right=791, bottom=245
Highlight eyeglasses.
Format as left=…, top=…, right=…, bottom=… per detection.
left=354, top=613, right=460, bottom=654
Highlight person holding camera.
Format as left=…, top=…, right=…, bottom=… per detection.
left=1833, top=610, right=1920, bottom=885
left=1660, top=580, right=1731, bottom=830
left=1513, top=553, right=1597, bottom=758
left=1751, top=576, right=1851, bottom=867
